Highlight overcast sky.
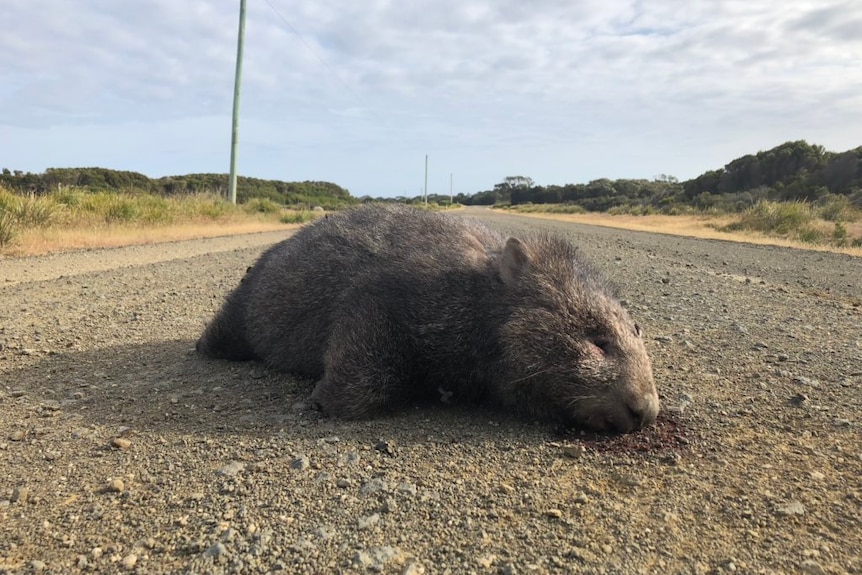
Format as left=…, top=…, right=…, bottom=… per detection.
left=2, top=0, right=861, bottom=197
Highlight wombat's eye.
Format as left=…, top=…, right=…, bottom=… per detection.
left=591, top=339, right=611, bottom=356
left=634, top=324, right=642, bottom=337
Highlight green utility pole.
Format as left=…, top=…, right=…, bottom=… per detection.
left=228, top=0, right=247, bottom=204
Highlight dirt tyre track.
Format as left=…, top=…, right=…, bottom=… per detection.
left=1, top=209, right=860, bottom=574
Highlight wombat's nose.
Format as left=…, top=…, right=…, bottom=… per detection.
left=624, top=393, right=659, bottom=431
left=627, top=405, right=647, bottom=430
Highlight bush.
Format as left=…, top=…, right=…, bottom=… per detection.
left=724, top=200, right=812, bottom=235
left=103, top=196, right=139, bottom=222
left=817, top=194, right=852, bottom=222
left=0, top=208, right=16, bottom=246
left=14, top=195, right=57, bottom=227
left=135, top=194, right=176, bottom=224
left=832, top=222, right=848, bottom=245
left=51, top=187, right=84, bottom=207
left=797, top=226, right=825, bottom=244
left=243, top=198, right=281, bottom=214
left=195, top=197, right=233, bottom=219
left=0, top=186, right=59, bottom=245
left=279, top=210, right=317, bottom=224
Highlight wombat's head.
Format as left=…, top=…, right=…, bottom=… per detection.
left=494, top=236, right=659, bottom=433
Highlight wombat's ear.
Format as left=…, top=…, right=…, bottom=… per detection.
left=500, top=237, right=532, bottom=285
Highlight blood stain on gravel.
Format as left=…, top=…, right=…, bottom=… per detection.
left=561, top=412, right=693, bottom=456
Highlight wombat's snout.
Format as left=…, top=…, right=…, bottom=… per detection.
left=605, top=390, right=660, bottom=433
left=627, top=392, right=660, bottom=431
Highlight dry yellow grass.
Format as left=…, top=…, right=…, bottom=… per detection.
left=513, top=211, right=862, bottom=257
left=2, top=218, right=295, bottom=257
left=5, top=204, right=861, bottom=259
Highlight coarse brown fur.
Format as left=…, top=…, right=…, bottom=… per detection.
left=197, top=204, right=659, bottom=432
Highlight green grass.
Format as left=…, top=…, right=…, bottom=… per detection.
left=279, top=210, right=318, bottom=224
left=721, top=200, right=812, bottom=235
left=243, top=197, right=282, bottom=214
left=0, top=185, right=315, bottom=249
left=0, top=208, right=15, bottom=246
left=816, top=194, right=853, bottom=222
left=731, top=200, right=812, bottom=233
left=0, top=188, right=60, bottom=246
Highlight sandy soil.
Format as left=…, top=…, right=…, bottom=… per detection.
left=1, top=208, right=860, bottom=574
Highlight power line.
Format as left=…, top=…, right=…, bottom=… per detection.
left=260, top=0, right=445, bottom=199
left=261, top=0, right=370, bottom=115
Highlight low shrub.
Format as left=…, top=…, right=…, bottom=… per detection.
left=280, top=210, right=318, bottom=224
left=723, top=200, right=812, bottom=235
left=0, top=208, right=15, bottom=246
left=243, top=198, right=281, bottom=214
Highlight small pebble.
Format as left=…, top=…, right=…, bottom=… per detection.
left=790, top=394, right=809, bottom=407
left=775, top=500, right=805, bottom=516
left=11, top=486, right=29, bottom=503
left=397, top=482, right=417, bottom=496
left=562, top=445, right=585, bottom=459
left=800, top=559, right=826, bottom=575
left=358, top=513, right=380, bottom=529
left=353, top=546, right=402, bottom=569
left=360, top=477, right=388, bottom=495
left=402, top=562, right=426, bottom=575
left=374, top=440, right=398, bottom=457
left=291, top=455, right=310, bottom=470
left=217, top=461, right=245, bottom=477
left=111, top=437, right=132, bottom=450
left=9, top=430, right=25, bottom=442
left=122, top=554, right=137, bottom=570
left=794, top=376, right=820, bottom=388
left=203, top=541, right=228, bottom=559
left=107, top=479, right=125, bottom=493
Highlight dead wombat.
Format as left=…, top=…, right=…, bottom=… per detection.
left=197, top=204, right=659, bottom=432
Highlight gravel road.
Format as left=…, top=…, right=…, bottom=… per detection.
left=1, top=208, right=860, bottom=574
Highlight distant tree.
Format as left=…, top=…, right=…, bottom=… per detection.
left=496, top=175, right=535, bottom=190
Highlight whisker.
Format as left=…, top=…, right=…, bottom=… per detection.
left=505, top=367, right=555, bottom=386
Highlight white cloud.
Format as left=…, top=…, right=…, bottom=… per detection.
left=1, top=0, right=860, bottom=195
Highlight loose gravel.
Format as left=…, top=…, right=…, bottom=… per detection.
left=1, top=208, right=860, bottom=574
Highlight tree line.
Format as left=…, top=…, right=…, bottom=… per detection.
left=0, top=167, right=355, bottom=210
left=451, top=141, right=862, bottom=212
left=4, top=140, right=861, bottom=212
